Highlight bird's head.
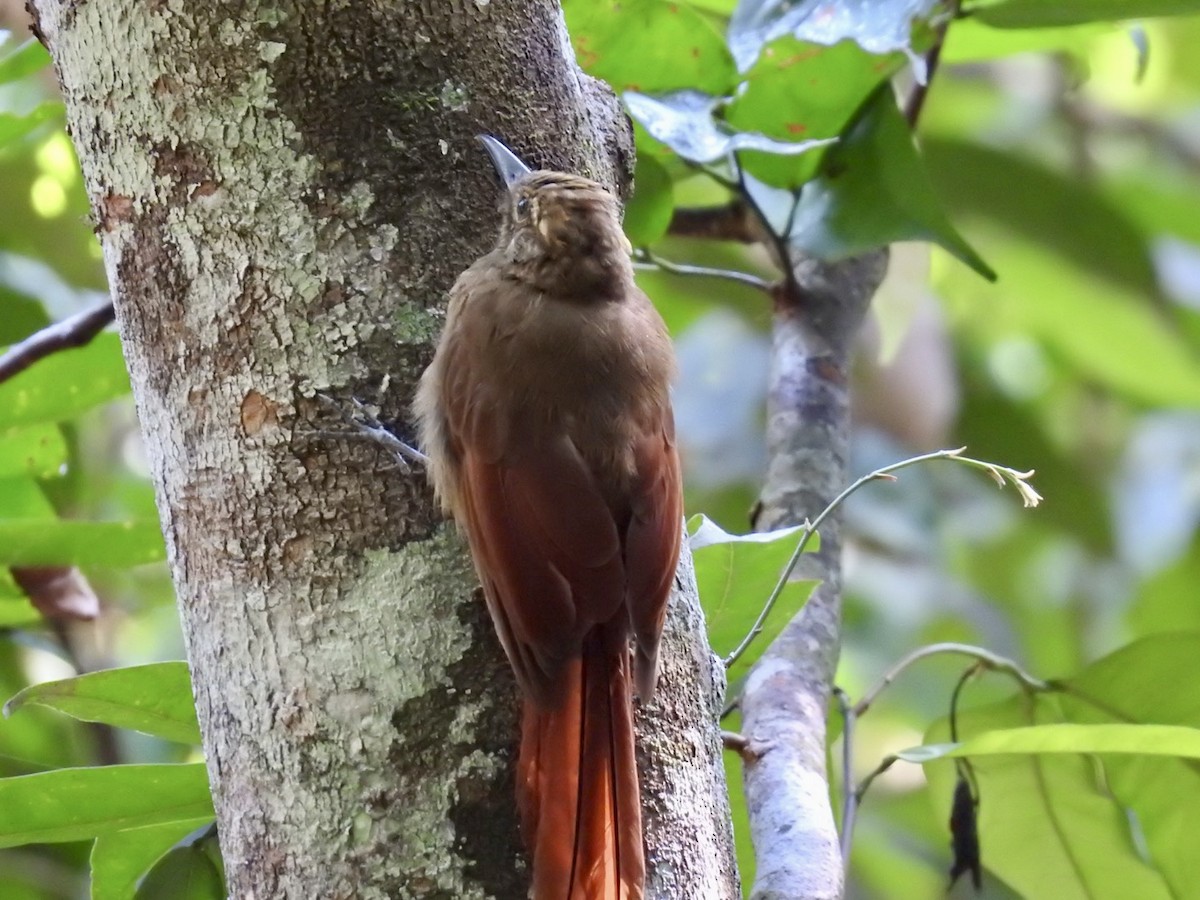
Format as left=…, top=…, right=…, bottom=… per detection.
left=479, top=135, right=633, bottom=297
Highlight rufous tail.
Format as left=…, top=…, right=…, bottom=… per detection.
left=518, top=626, right=644, bottom=900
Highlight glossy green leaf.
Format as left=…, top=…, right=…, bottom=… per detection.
left=0, top=331, right=129, bottom=428
left=0, top=764, right=214, bottom=848
left=903, top=723, right=1200, bottom=761
left=626, top=90, right=834, bottom=164
left=967, top=0, right=1200, bottom=28
left=0, top=424, right=67, bottom=479
left=0, top=475, right=57, bottom=518
left=728, top=0, right=939, bottom=74
left=135, top=842, right=223, bottom=900
left=0, top=103, right=63, bottom=150
left=1059, top=634, right=1200, bottom=897
left=91, top=819, right=213, bottom=900
left=564, top=0, right=736, bottom=94
left=787, top=86, right=995, bottom=279
left=5, top=663, right=200, bottom=745
left=725, top=38, right=904, bottom=188
left=925, top=696, right=1172, bottom=899
left=624, top=156, right=675, bottom=246
left=688, top=514, right=819, bottom=682
left=0, top=39, right=51, bottom=85
left=0, top=520, right=166, bottom=567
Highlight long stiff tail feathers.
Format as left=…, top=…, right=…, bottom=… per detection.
left=517, top=627, right=645, bottom=900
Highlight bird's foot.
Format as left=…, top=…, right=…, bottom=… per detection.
left=314, top=392, right=428, bottom=473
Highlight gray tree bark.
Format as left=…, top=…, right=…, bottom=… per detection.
left=742, top=253, right=888, bottom=900
left=28, top=1, right=737, bottom=896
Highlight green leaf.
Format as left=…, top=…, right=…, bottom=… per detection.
left=688, top=514, right=819, bottom=682
left=0, top=763, right=214, bottom=848
left=787, top=86, right=995, bottom=279
left=1059, top=633, right=1200, bottom=897
left=902, top=723, right=1200, bottom=761
left=0, top=424, right=67, bottom=479
left=135, top=842, right=224, bottom=900
left=728, top=0, right=939, bottom=73
left=624, top=156, right=675, bottom=246
left=967, top=0, right=1200, bottom=28
left=0, top=595, right=39, bottom=627
left=0, top=102, right=63, bottom=150
left=564, top=0, right=737, bottom=94
left=0, top=520, right=166, bottom=567
left=725, top=38, right=904, bottom=188
left=924, top=138, right=1158, bottom=296
left=5, top=663, right=200, bottom=745
left=91, top=819, right=214, bottom=900
left=0, top=331, right=129, bottom=428
left=942, top=17, right=1113, bottom=61
left=0, top=39, right=51, bottom=85
left=625, top=90, right=834, bottom=164
left=925, top=696, right=1173, bottom=899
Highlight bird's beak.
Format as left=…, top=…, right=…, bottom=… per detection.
left=478, top=134, right=532, bottom=188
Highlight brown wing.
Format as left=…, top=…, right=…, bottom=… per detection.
left=623, top=407, right=683, bottom=701
left=455, top=432, right=627, bottom=707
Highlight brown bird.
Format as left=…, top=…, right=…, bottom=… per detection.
left=414, top=136, right=682, bottom=900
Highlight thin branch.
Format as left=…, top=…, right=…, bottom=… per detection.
left=854, top=754, right=899, bottom=805
left=731, top=151, right=799, bottom=295
left=726, top=447, right=1028, bottom=670
left=834, top=687, right=858, bottom=870
left=853, top=642, right=1049, bottom=719
left=905, top=0, right=960, bottom=128
left=633, top=248, right=774, bottom=293
left=0, top=301, right=115, bottom=385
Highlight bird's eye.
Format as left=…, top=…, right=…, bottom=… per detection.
left=515, top=197, right=530, bottom=217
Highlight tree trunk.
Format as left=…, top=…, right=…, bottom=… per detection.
left=28, top=1, right=737, bottom=896
left=743, top=252, right=887, bottom=900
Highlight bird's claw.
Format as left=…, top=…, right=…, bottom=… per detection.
left=314, top=392, right=429, bottom=473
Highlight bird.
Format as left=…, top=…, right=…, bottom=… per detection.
left=414, top=135, right=683, bottom=900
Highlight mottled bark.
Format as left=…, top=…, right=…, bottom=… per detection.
left=29, top=0, right=736, bottom=896
left=743, top=252, right=888, bottom=900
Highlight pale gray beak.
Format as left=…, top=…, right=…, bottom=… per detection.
left=478, top=134, right=532, bottom=187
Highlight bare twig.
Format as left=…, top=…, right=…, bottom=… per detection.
left=725, top=447, right=1038, bottom=670
left=853, top=642, right=1049, bottom=719
left=0, top=301, right=115, bottom=385
left=633, top=248, right=774, bottom=293
left=833, top=687, right=858, bottom=870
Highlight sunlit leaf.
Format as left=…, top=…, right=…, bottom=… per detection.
left=1059, top=634, right=1200, bottom=897
left=5, top=662, right=200, bottom=745
left=0, top=763, right=213, bottom=848
left=626, top=90, right=834, bottom=164
left=728, top=0, right=942, bottom=74
left=0, top=331, right=129, bottom=428
left=725, top=37, right=903, bottom=188
left=0, top=423, right=66, bottom=478
left=0, top=38, right=51, bottom=84
left=0, top=102, right=63, bottom=150
left=903, top=723, right=1200, bottom=760
left=565, top=0, right=737, bottom=94
left=966, top=0, right=1200, bottom=28
left=91, top=819, right=214, bottom=900
left=787, top=85, right=995, bottom=279
left=924, top=696, right=1172, bottom=898
left=688, top=514, right=819, bottom=682
left=0, top=520, right=166, bottom=567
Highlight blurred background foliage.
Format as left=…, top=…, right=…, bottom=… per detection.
left=2, top=0, right=1200, bottom=897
